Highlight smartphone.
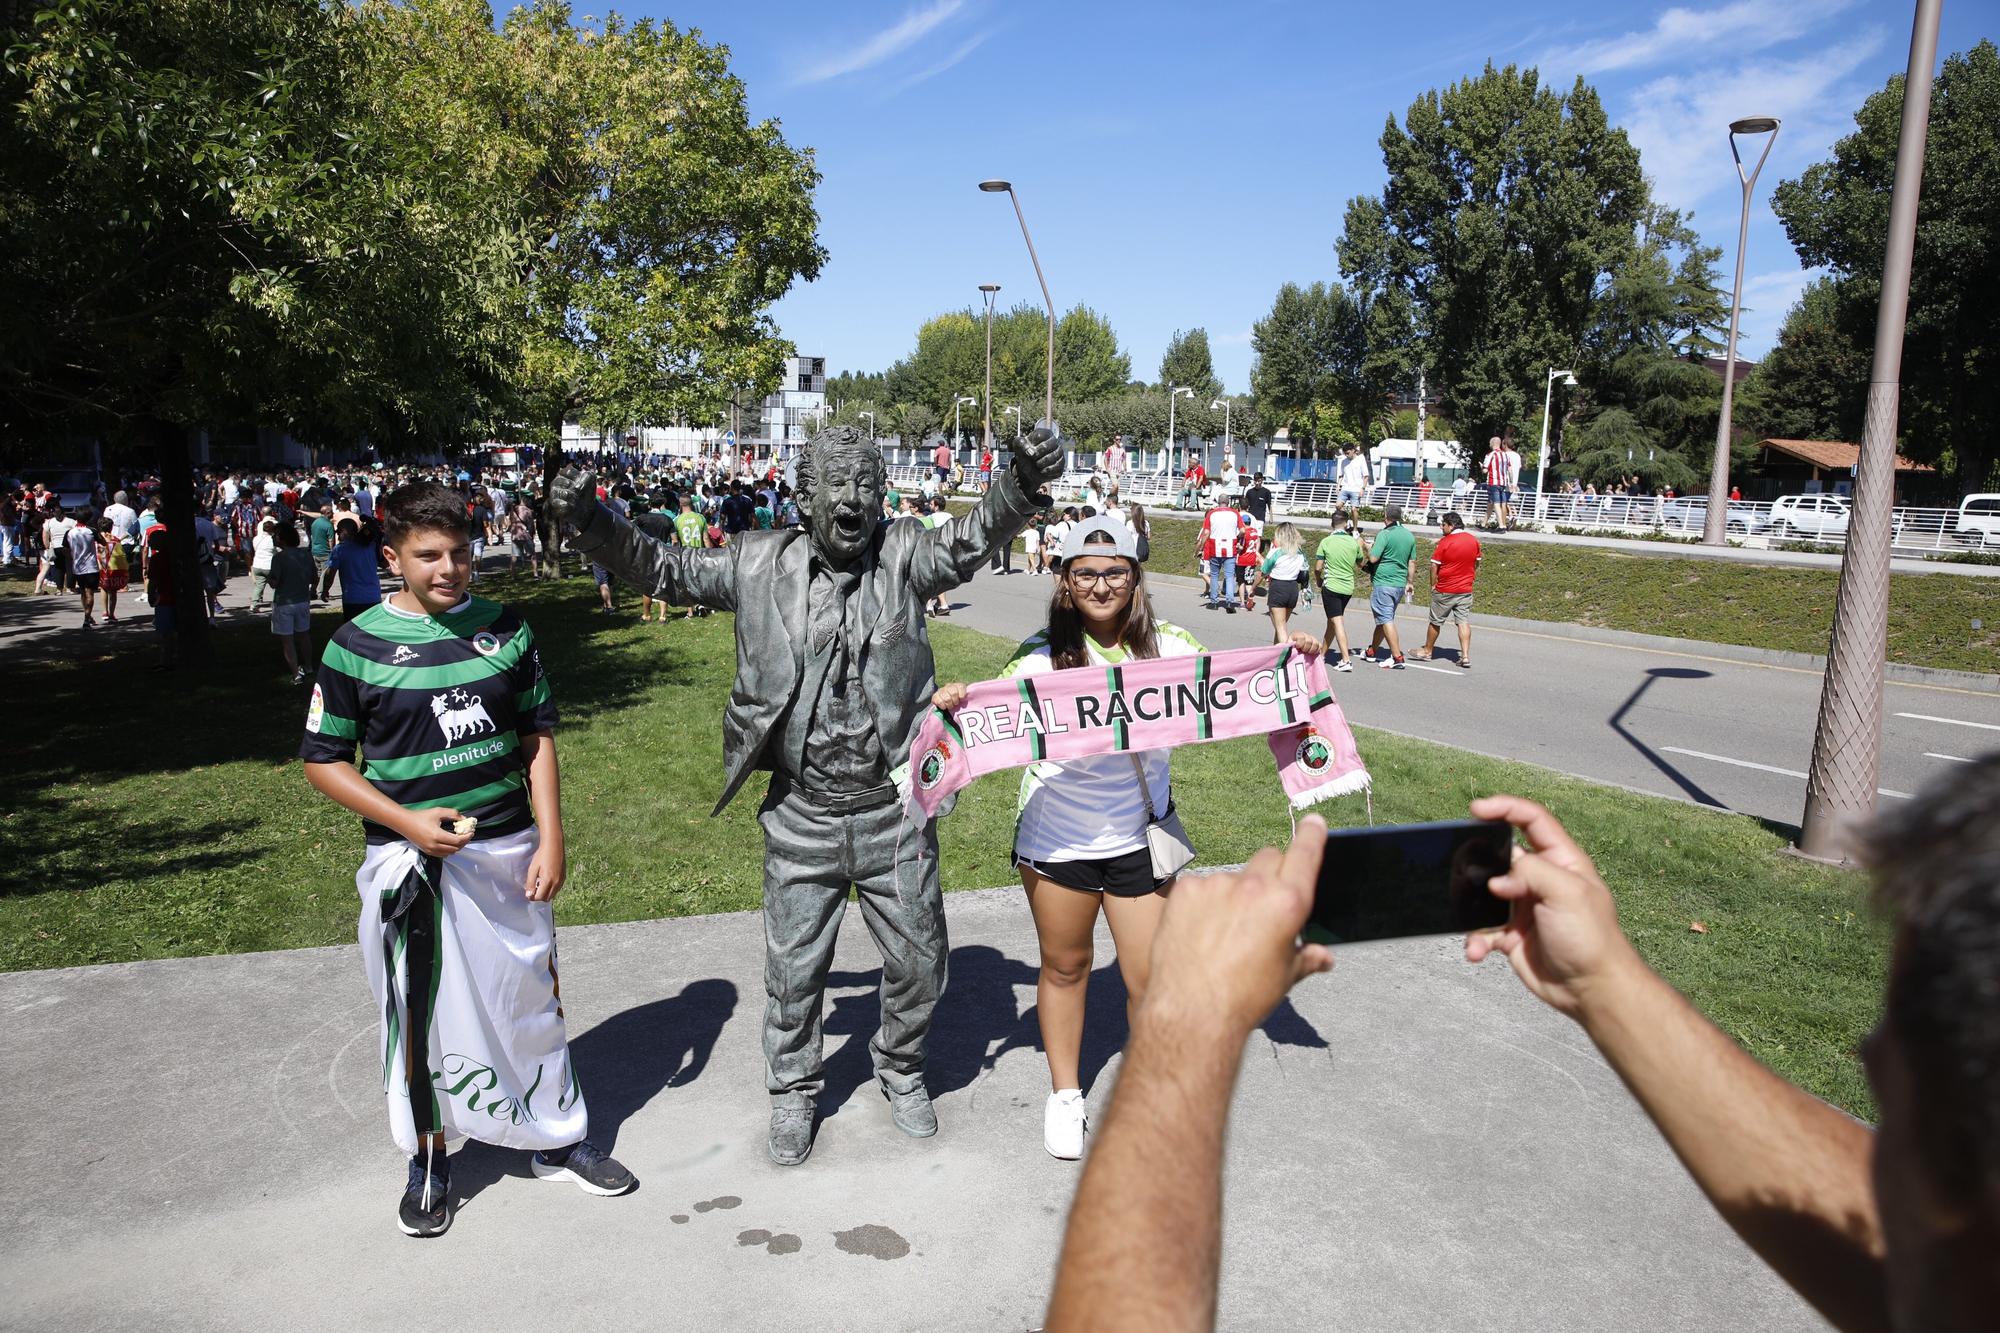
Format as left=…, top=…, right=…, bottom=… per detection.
left=1306, top=819, right=1513, bottom=945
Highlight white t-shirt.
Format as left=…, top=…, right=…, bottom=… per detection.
left=1264, top=549, right=1308, bottom=581
left=1340, top=455, right=1371, bottom=492
left=67, top=523, right=99, bottom=575
left=1042, top=520, right=1071, bottom=558
left=103, top=502, right=138, bottom=542
left=1003, top=622, right=1204, bottom=863
left=252, top=527, right=276, bottom=572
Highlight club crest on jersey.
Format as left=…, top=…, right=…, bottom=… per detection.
left=917, top=746, right=947, bottom=790
left=391, top=644, right=420, bottom=664
left=472, top=630, right=500, bottom=656
left=432, top=688, right=496, bottom=745
left=1295, top=730, right=1332, bottom=774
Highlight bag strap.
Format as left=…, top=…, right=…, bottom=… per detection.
left=1127, top=752, right=1161, bottom=824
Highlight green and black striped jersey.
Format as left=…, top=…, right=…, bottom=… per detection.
left=299, top=597, right=557, bottom=844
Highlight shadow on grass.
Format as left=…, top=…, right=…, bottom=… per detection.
left=0, top=785, right=262, bottom=899
left=0, top=571, right=664, bottom=794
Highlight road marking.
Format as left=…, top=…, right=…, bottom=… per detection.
left=1660, top=746, right=1913, bottom=799
left=1455, top=621, right=1994, bottom=697
left=1925, top=752, right=1975, bottom=764
left=1403, top=661, right=1461, bottom=676
left=1894, top=711, right=2000, bottom=732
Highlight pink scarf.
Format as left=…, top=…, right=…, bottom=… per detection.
left=903, top=643, right=1369, bottom=819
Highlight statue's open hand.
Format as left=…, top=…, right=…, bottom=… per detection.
left=1009, top=423, right=1067, bottom=489
left=548, top=466, right=601, bottom=530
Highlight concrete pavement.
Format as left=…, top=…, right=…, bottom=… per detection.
left=944, top=564, right=2000, bottom=835
left=0, top=888, right=1825, bottom=1332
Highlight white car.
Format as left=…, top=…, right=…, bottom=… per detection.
left=1759, top=494, right=1852, bottom=541
left=1951, top=494, right=2000, bottom=548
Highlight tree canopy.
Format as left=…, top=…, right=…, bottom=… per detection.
left=1770, top=39, right=2000, bottom=488
left=1157, top=328, right=1221, bottom=400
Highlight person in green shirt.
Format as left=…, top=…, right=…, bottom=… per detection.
left=309, top=503, right=337, bottom=598
left=1363, top=503, right=1417, bottom=668
left=672, top=494, right=707, bottom=549
left=1310, top=512, right=1366, bottom=671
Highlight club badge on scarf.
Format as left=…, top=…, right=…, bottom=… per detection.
left=902, top=643, right=1369, bottom=819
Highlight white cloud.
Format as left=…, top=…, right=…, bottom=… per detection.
left=1733, top=266, right=1825, bottom=356
left=1545, top=0, right=1852, bottom=76
left=878, top=27, right=994, bottom=98
left=793, top=0, right=966, bottom=86
left=1621, top=30, right=1886, bottom=215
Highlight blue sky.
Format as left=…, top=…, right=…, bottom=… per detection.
left=627, top=0, right=1995, bottom=397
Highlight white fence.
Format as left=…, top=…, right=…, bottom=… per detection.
left=942, top=467, right=1995, bottom=558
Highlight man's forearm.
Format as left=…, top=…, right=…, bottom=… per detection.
left=1581, top=964, right=1889, bottom=1332
left=1045, top=1013, right=1248, bottom=1333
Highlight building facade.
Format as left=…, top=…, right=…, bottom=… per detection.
left=760, top=354, right=826, bottom=446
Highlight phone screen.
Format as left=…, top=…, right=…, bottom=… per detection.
left=1306, top=819, right=1513, bottom=945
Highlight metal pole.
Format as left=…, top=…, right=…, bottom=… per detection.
left=1168, top=389, right=1179, bottom=479
left=1704, top=118, right=1781, bottom=545
left=1798, top=0, right=1940, bottom=862
left=980, top=182, right=1055, bottom=425
left=1536, top=369, right=1555, bottom=523
left=980, top=285, right=999, bottom=455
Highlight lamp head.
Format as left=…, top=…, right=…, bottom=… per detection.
left=1210, top=399, right=1224, bottom=409
left=978, top=179, right=1012, bottom=193
left=1729, top=116, right=1780, bottom=135
left=1562, top=373, right=1579, bottom=387
left=978, top=283, right=1000, bottom=293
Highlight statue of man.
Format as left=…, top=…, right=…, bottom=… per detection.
left=548, top=424, right=1064, bottom=1165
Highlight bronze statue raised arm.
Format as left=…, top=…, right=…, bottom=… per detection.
left=547, top=423, right=1064, bottom=1165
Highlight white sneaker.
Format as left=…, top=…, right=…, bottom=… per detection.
left=1334, top=659, right=1354, bottom=673
left=1044, top=1089, right=1087, bottom=1160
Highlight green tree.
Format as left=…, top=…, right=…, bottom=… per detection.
left=1052, top=306, right=1132, bottom=403
left=887, top=401, right=939, bottom=450
left=1158, top=328, right=1222, bottom=399
left=1249, top=281, right=1367, bottom=456
left=1340, top=63, right=1648, bottom=446
left=1771, top=40, right=2000, bottom=488
left=432, top=0, right=825, bottom=503
left=1733, top=278, right=1870, bottom=444
left=2, top=0, right=517, bottom=658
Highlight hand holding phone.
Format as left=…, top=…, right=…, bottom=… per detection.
left=1307, top=819, right=1513, bottom=945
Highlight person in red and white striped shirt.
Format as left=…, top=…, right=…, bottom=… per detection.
left=1482, top=436, right=1522, bottom=531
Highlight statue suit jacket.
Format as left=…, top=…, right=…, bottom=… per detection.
left=568, top=476, right=1040, bottom=814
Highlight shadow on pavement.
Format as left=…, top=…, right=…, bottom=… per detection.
left=817, top=943, right=1327, bottom=1113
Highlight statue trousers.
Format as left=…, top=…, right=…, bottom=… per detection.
left=757, top=779, right=947, bottom=1106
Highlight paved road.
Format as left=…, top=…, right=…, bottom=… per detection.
left=0, top=891, right=1823, bottom=1332
left=943, top=565, right=2000, bottom=835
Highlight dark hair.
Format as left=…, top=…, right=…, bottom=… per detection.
left=1441, top=511, right=1464, bottom=529
left=382, top=481, right=471, bottom=547
left=275, top=519, right=301, bottom=548
left=1046, top=555, right=1159, bottom=670
left=336, top=518, right=359, bottom=539
left=1864, top=755, right=2000, bottom=1204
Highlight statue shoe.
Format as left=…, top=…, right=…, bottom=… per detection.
left=769, top=1103, right=817, bottom=1167
left=881, top=1082, right=938, bottom=1138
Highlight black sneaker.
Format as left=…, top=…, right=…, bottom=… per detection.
left=532, top=1140, right=636, bottom=1196
left=398, top=1153, right=452, bottom=1238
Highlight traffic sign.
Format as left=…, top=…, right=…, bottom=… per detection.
left=723, top=430, right=736, bottom=448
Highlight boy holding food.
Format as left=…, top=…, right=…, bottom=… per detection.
left=301, top=481, right=633, bottom=1238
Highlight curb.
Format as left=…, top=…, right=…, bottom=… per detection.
left=1140, top=569, right=1999, bottom=694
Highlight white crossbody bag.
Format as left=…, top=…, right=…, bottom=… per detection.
left=1127, top=753, right=1196, bottom=881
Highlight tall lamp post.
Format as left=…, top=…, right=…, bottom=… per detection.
left=858, top=410, right=874, bottom=442
left=1799, top=0, right=1940, bottom=862
left=1535, top=367, right=1577, bottom=521
left=1003, top=405, right=1021, bottom=440
left=1703, top=115, right=1781, bottom=546
left=1167, top=386, right=1194, bottom=477
left=979, top=181, right=1055, bottom=427
left=1211, top=397, right=1232, bottom=468
left=979, top=283, right=1000, bottom=459
left=954, top=395, right=978, bottom=462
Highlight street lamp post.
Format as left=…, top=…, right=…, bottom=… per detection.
left=1167, top=385, right=1194, bottom=482
left=979, top=283, right=1000, bottom=458
left=859, top=410, right=874, bottom=442
left=1003, top=405, right=1021, bottom=441
left=1703, top=115, right=1781, bottom=546
left=1210, top=397, right=1232, bottom=470
left=979, top=181, right=1056, bottom=427
left=1535, top=367, right=1577, bottom=522
left=954, top=395, right=978, bottom=462
left=1799, top=0, right=1941, bottom=862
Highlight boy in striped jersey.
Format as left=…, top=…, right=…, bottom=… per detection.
left=302, top=482, right=633, bottom=1239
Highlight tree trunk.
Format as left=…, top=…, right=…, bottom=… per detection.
left=149, top=415, right=212, bottom=665
left=538, top=411, right=566, bottom=566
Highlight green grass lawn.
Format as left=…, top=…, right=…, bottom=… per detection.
left=0, top=569, right=1886, bottom=1116
left=980, top=503, right=1997, bottom=674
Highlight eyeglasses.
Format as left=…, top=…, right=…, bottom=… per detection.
left=1066, top=567, right=1133, bottom=589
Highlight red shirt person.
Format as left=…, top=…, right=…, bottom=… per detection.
left=1416, top=510, right=1482, bottom=666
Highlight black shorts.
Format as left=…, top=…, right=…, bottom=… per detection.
left=1266, top=577, right=1299, bottom=610
left=1320, top=589, right=1351, bottom=616
left=1019, top=848, right=1170, bottom=897
left=72, top=571, right=100, bottom=590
